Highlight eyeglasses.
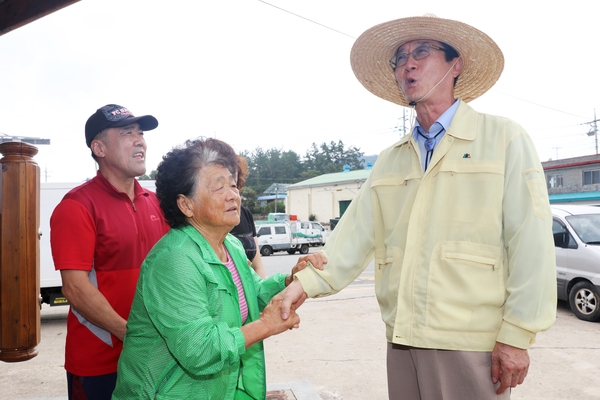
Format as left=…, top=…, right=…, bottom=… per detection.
left=389, top=43, right=445, bottom=70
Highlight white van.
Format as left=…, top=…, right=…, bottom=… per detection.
left=255, top=221, right=323, bottom=256
left=552, top=205, right=600, bottom=321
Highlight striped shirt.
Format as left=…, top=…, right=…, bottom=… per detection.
left=224, top=248, right=249, bottom=324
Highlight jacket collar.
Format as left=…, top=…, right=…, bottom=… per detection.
left=180, top=225, right=244, bottom=266
left=95, top=171, right=149, bottom=199
left=445, top=101, right=477, bottom=141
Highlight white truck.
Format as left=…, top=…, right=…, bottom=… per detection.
left=39, top=180, right=157, bottom=306
left=255, top=220, right=327, bottom=256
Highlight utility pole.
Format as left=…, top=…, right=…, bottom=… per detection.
left=584, top=109, right=599, bottom=155
left=552, top=147, right=561, bottom=160
left=274, top=184, right=278, bottom=213
left=403, top=108, right=406, bottom=137
left=44, top=165, right=51, bottom=182
left=395, top=108, right=411, bottom=138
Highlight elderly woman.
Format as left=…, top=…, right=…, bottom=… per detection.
left=112, top=138, right=315, bottom=400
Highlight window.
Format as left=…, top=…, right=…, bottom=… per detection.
left=311, top=223, right=324, bottom=231
left=547, top=174, right=563, bottom=188
left=552, top=218, right=576, bottom=249
left=274, top=226, right=287, bottom=235
left=257, top=227, right=271, bottom=236
left=583, top=170, right=600, bottom=185
left=566, top=214, right=600, bottom=244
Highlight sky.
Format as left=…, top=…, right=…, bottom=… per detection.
left=1, top=0, right=599, bottom=182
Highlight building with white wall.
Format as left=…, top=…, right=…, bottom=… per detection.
left=286, top=167, right=371, bottom=223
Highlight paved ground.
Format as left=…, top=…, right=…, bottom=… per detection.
left=1, top=248, right=600, bottom=399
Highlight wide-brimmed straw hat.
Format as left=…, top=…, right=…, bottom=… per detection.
left=350, top=15, right=504, bottom=107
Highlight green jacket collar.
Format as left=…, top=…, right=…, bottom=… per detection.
left=180, top=225, right=246, bottom=267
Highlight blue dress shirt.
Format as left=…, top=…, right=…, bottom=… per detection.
left=413, top=99, right=460, bottom=171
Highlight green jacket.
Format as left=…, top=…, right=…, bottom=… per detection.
left=112, top=225, right=287, bottom=399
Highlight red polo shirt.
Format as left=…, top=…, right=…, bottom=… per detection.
left=50, top=172, right=169, bottom=376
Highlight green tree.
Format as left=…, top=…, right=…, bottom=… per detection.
left=300, top=169, right=320, bottom=180
left=243, top=147, right=303, bottom=194
left=241, top=141, right=364, bottom=197
left=138, top=170, right=157, bottom=180
left=240, top=187, right=260, bottom=214
left=262, top=201, right=285, bottom=214
left=304, top=140, right=364, bottom=175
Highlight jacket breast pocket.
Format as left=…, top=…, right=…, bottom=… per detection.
left=433, top=160, right=504, bottom=223
left=426, top=241, right=505, bottom=333
left=371, top=173, right=420, bottom=228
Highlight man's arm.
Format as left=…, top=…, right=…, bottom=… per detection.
left=60, top=269, right=127, bottom=341
left=494, top=124, right=556, bottom=391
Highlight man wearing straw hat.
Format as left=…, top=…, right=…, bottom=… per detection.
left=279, top=15, right=557, bottom=399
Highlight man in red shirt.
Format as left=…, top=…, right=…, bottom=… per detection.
left=50, top=104, right=169, bottom=400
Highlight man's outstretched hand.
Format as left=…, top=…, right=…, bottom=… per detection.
left=277, top=252, right=327, bottom=319
left=277, top=279, right=307, bottom=320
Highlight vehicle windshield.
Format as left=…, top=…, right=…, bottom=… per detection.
left=566, top=214, right=600, bottom=244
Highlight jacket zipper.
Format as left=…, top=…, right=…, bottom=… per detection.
left=154, top=362, right=179, bottom=399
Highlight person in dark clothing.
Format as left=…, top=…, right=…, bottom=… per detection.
left=230, top=205, right=265, bottom=277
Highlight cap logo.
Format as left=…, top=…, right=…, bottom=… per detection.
left=100, top=105, right=133, bottom=122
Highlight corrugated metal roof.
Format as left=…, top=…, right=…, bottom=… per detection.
left=257, top=194, right=287, bottom=201
left=262, top=183, right=290, bottom=195
left=288, top=169, right=371, bottom=189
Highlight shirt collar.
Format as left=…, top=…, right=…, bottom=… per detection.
left=396, top=100, right=480, bottom=148
left=413, top=99, right=460, bottom=137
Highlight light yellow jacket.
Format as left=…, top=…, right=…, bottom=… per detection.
left=295, top=101, right=557, bottom=351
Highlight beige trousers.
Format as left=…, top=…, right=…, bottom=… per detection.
left=386, top=343, right=511, bottom=400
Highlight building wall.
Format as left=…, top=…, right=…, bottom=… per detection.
left=286, top=182, right=363, bottom=222
left=546, top=165, right=600, bottom=194
left=543, top=155, right=600, bottom=205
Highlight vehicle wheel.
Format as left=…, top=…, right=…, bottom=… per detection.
left=568, top=281, right=600, bottom=322
left=260, top=246, right=272, bottom=257
left=299, top=244, right=309, bottom=254
left=287, top=249, right=296, bottom=255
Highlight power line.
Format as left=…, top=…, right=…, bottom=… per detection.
left=257, top=1, right=597, bottom=155
left=257, top=0, right=356, bottom=39
left=491, top=90, right=590, bottom=119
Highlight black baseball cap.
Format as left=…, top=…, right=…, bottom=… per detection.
left=84, top=104, right=159, bottom=148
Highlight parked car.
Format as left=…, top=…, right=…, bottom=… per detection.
left=552, top=205, right=600, bottom=321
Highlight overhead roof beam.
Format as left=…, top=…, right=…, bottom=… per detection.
left=0, top=0, right=80, bottom=37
